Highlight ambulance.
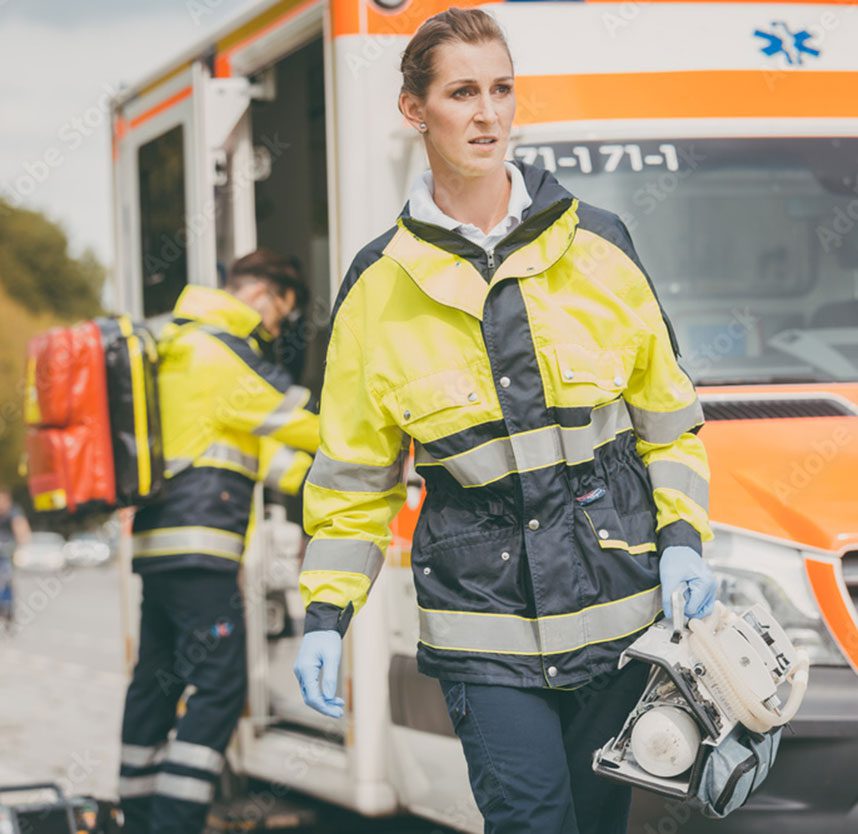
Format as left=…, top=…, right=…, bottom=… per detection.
left=110, top=0, right=858, bottom=830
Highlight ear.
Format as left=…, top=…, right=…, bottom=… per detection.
left=283, top=287, right=297, bottom=313
left=399, top=91, right=426, bottom=132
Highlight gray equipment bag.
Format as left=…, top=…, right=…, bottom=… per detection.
left=695, top=726, right=782, bottom=818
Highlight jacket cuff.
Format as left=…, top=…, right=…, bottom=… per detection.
left=657, top=519, right=702, bottom=556
left=303, top=601, right=355, bottom=637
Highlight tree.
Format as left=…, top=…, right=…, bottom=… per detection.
left=0, top=200, right=106, bottom=496
left=0, top=199, right=104, bottom=319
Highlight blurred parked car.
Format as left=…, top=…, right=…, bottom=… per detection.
left=63, top=532, right=112, bottom=568
left=13, top=532, right=66, bottom=572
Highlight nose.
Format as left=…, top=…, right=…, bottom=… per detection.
left=474, top=90, right=498, bottom=125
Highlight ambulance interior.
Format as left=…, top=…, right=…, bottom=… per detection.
left=237, top=36, right=342, bottom=738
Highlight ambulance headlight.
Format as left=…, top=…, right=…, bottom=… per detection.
left=704, top=529, right=847, bottom=666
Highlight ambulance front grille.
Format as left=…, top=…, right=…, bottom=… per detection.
left=700, top=396, right=857, bottom=421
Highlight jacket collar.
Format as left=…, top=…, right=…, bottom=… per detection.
left=172, top=285, right=263, bottom=339
left=387, top=161, right=578, bottom=321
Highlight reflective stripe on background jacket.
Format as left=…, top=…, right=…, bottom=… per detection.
left=300, top=160, right=713, bottom=688
left=132, top=286, right=319, bottom=574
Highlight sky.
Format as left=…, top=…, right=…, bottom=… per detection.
left=0, top=0, right=251, bottom=267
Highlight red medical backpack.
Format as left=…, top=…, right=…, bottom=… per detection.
left=24, top=316, right=164, bottom=514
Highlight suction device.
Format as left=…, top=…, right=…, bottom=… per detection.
left=592, top=588, right=809, bottom=816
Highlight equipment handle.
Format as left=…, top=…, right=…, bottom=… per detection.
left=671, top=586, right=687, bottom=642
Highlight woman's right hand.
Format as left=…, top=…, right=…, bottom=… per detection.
left=293, top=630, right=345, bottom=718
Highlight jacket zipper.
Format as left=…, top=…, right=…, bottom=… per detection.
left=404, top=197, right=572, bottom=284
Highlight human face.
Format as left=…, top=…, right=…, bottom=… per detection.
left=403, top=39, right=515, bottom=179
left=260, top=286, right=296, bottom=339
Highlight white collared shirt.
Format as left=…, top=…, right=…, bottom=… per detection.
left=407, top=161, right=532, bottom=253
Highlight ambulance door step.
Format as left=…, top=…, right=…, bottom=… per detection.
left=206, top=797, right=317, bottom=831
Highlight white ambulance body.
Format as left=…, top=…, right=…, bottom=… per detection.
left=112, top=2, right=858, bottom=831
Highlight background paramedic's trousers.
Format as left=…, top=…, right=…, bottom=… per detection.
left=440, top=659, right=649, bottom=834
left=119, top=568, right=247, bottom=834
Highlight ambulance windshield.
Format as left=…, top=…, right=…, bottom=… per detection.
left=512, top=137, right=858, bottom=385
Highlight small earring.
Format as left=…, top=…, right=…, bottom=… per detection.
left=418, top=122, right=427, bottom=133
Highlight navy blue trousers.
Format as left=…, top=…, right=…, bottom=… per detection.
left=119, top=569, right=247, bottom=834
left=440, top=660, right=649, bottom=834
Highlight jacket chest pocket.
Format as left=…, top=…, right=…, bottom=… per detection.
left=381, top=365, right=490, bottom=444
left=574, top=486, right=656, bottom=555
left=547, top=343, right=637, bottom=409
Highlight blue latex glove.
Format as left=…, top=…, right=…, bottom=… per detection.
left=293, top=630, right=345, bottom=718
left=660, top=545, right=718, bottom=620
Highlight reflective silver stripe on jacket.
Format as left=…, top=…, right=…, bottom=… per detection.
left=121, top=742, right=166, bottom=768
left=302, top=539, right=385, bottom=583
left=415, top=399, right=633, bottom=487
left=306, top=449, right=406, bottom=493
left=165, top=740, right=224, bottom=774
left=165, top=442, right=258, bottom=480
left=155, top=772, right=214, bottom=804
left=133, top=527, right=244, bottom=560
left=197, top=442, right=258, bottom=476
left=647, top=459, right=710, bottom=510
left=418, top=585, right=661, bottom=655
left=263, top=446, right=297, bottom=489
left=626, top=398, right=704, bottom=445
left=252, top=386, right=311, bottom=436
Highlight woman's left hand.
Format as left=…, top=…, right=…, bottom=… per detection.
left=659, top=545, right=718, bottom=620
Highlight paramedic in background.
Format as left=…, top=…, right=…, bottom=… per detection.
left=118, top=250, right=319, bottom=834
left=0, top=487, right=32, bottom=551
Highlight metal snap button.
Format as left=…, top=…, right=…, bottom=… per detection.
left=467, top=392, right=478, bottom=402
left=547, top=666, right=558, bottom=678
left=499, top=376, right=511, bottom=388
left=598, top=528, right=609, bottom=539
left=403, top=410, right=412, bottom=420
left=528, top=519, right=540, bottom=531
left=613, top=374, right=624, bottom=387
left=563, top=369, right=575, bottom=381
left=423, top=567, right=431, bottom=575
left=501, top=551, right=510, bottom=561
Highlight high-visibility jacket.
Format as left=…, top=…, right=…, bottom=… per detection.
left=132, top=286, right=319, bottom=574
left=300, top=161, right=713, bottom=688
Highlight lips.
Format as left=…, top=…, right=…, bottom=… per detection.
left=469, top=136, right=497, bottom=145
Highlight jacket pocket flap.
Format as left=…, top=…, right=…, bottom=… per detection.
left=553, top=343, right=633, bottom=390
left=386, top=368, right=482, bottom=426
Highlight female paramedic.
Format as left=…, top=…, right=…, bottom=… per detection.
left=295, top=8, right=717, bottom=833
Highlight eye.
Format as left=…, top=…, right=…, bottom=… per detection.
left=494, top=83, right=513, bottom=95
left=452, top=86, right=476, bottom=99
